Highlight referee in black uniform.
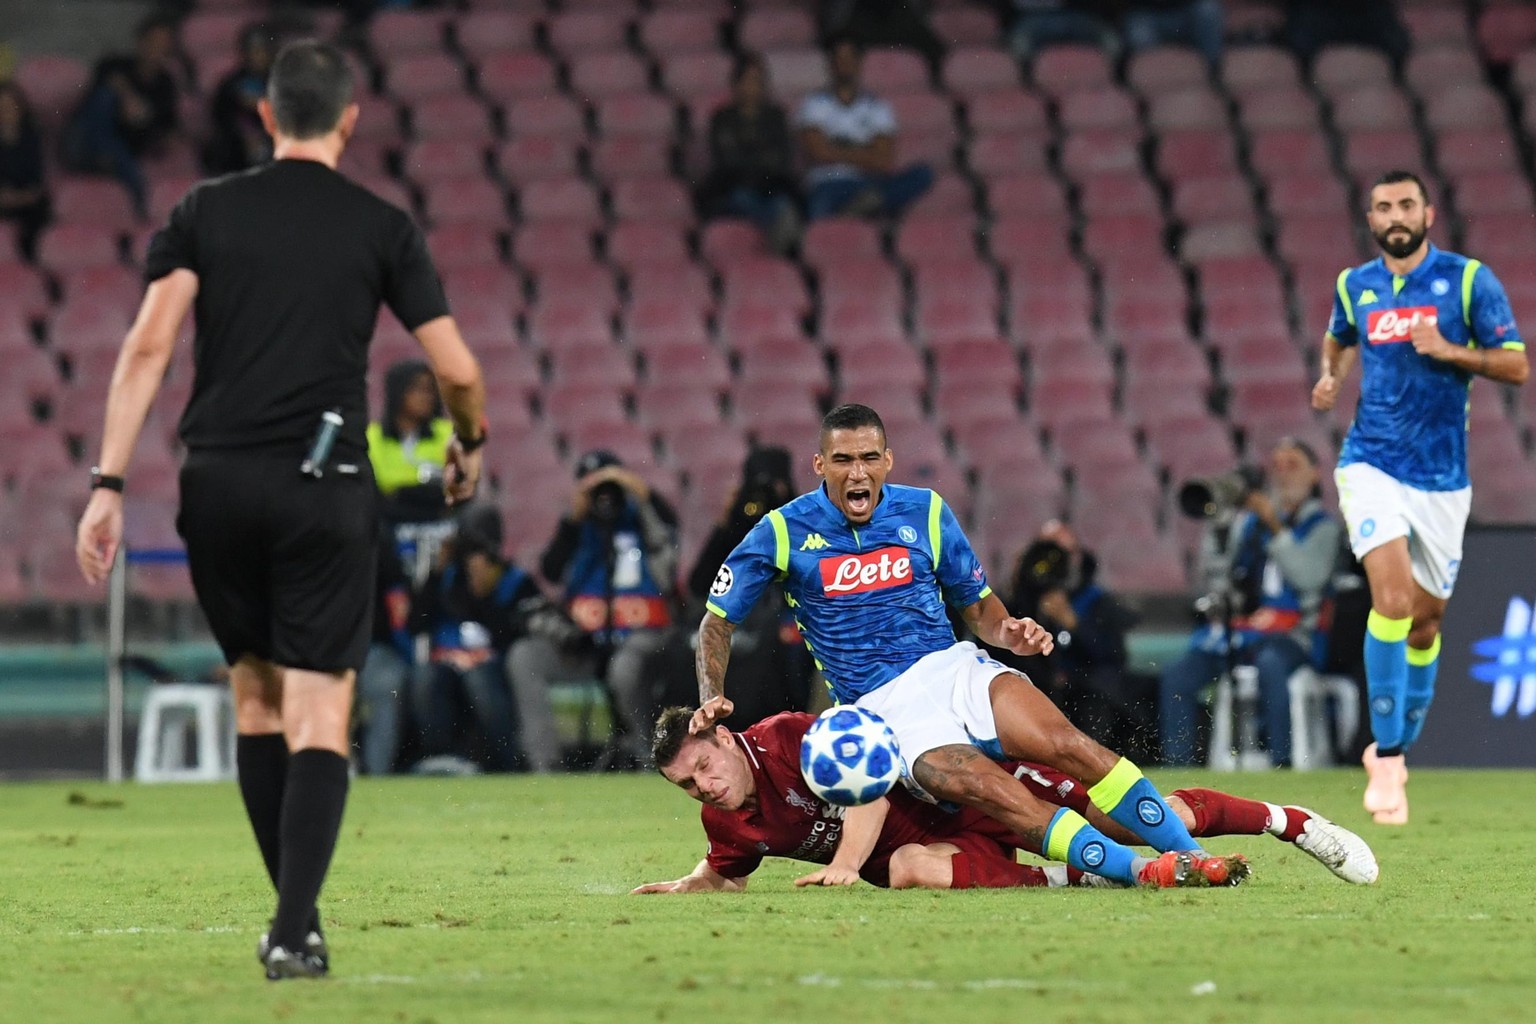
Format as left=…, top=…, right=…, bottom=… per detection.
left=76, top=41, right=487, bottom=980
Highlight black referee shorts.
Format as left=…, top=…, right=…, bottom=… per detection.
left=177, top=448, right=378, bottom=674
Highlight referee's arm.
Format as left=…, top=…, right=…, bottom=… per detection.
left=412, top=314, right=486, bottom=505
left=76, top=269, right=198, bottom=583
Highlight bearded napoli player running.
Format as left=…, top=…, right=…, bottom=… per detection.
left=1312, top=171, right=1528, bottom=824
left=634, top=709, right=1377, bottom=893
left=694, top=404, right=1249, bottom=888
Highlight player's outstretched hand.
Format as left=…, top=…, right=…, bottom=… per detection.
left=75, top=489, right=123, bottom=585
left=443, top=438, right=482, bottom=507
left=1311, top=374, right=1339, bottom=411
left=690, top=696, right=734, bottom=735
left=794, top=865, right=861, bottom=887
left=631, top=879, right=690, bottom=894
left=999, top=616, right=1054, bottom=657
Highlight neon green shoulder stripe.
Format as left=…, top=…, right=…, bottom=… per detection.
left=766, top=510, right=789, bottom=573
left=1462, top=259, right=1482, bottom=332
left=1335, top=268, right=1355, bottom=327
left=927, top=490, right=943, bottom=562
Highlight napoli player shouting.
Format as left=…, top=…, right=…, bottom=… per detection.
left=693, top=404, right=1249, bottom=888
left=1313, top=171, right=1528, bottom=824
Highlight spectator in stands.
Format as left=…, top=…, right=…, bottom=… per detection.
left=797, top=36, right=933, bottom=221
left=1159, top=438, right=1342, bottom=767
left=998, top=1, right=1117, bottom=60
left=685, top=446, right=813, bottom=725
left=1001, top=520, right=1151, bottom=759
left=368, top=359, right=454, bottom=519
left=203, top=23, right=278, bottom=175
left=697, top=54, right=801, bottom=255
left=1285, top=0, right=1408, bottom=66
left=1121, top=1, right=1224, bottom=65
left=63, top=14, right=182, bottom=216
left=819, top=0, right=945, bottom=70
left=508, top=450, right=680, bottom=771
left=354, top=526, right=412, bottom=775
left=0, top=81, right=50, bottom=261
left=409, top=503, right=540, bottom=773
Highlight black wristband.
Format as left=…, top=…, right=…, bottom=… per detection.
left=90, top=468, right=125, bottom=493
left=457, top=420, right=488, bottom=453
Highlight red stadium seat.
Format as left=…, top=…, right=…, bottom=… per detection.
left=426, top=224, right=504, bottom=270
left=403, top=139, right=487, bottom=182
left=517, top=179, right=602, bottom=226
left=1031, top=44, right=1113, bottom=97
left=717, top=303, right=804, bottom=347
left=502, top=95, right=585, bottom=137
left=568, top=51, right=651, bottom=102
left=723, top=257, right=811, bottom=316
left=15, top=54, right=90, bottom=130
left=608, top=222, right=692, bottom=274
left=916, top=299, right=1000, bottom=346
left=659, top=51, right=732, bottom=99
left=50, top=178, right=138, bottom=230
left=1248, top=129, right=1332, bottom=179
left=1404, top=46, right=1483, bottom=96
left=512, top=222, right=596, bottom=272
left=369, top=9, right=450, bottom=56
left=1079, top=173, right=1161, bottom=216
left=1145, top=87, right=1229, bottom=132
left=610, top=178, right=693, bottom=223
left=1058, top=86, right=1140, bottom=133
left=36, top=223, right=123, bottom=270
left=1424, top=84, right=1509, bottom=133
left=547, top=10, right=630, bottom=55
left=1059, top=131, right=1142, bottom=177
left=1478, top=3, right=1536, bottom=65
left=968, top=132, right=1052, bottom=176
left=982, top=170, right=1069, bottom=218
left=1312, top=45, right=1393, bottom=95
left=736, top=338, right=830, bottom=394
left=641, top=345, right=731, bottom=392
left=423, top=177, right=509, bottom=227
left=527, top=301, right=612, bottom=348
left=932, top=7, right=1001, bottom=48
left=1234, top=87, right=1320, bottom=131
left=476, top=52, right=559, bottom=102
left=534, top=262, right=621, bottom=316
left=595, top=93, right=679, bottom=138
left=1330, top=84, right=1415, bottom=133
left=384, top=52, right=467, bottom=102
left=441, top=264, right=525, bottom=314
left=964, top=90, right=1048, bottom=134
left=896, top=216, right=980, bottom=265
left=801, top=218, right=882, bottom=269
left=818, top=258, right=903, bottom=317
left=1050, top=417, right=1140, bottom=469
left=932, top=336, right=1021, bottom=390
left=1155, top=130, right=1240, bottom=180
left=407, top=94, right=494, bottom=140
left=863, top=49, right=931, bottom=93
left=1171, top=176, right=1256, bottom=225
left=740, top=8, right=817, bottom=51
left=1436, top=130, right=1522, bottom=178
left=639, top=9, right=723, bottom=53
left=496, top=136, right=582, bottom=184
left=454, top=11, right=537, bottom=60
left=942, top=47, right=1021, bottom=96
left=835, top=338, right=927, bottom=392
left=623, top=299, right=711, bottom=351
left=1127, top=46, right=1209, bottom=94
left=820, top=302, right=906, bottom=346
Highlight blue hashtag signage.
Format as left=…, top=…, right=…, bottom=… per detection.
left=1469, top=596, right=1536, bottom=719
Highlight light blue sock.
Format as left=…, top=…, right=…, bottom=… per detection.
left=1402, top=635, right=1441, bottom=750
left=1088, top=758, right=1201, bottom=853
left=1365, top=610, right=1411, bottom=751
left=1043, top=808, right=1143, bottom=886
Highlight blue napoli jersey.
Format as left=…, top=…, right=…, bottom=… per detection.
left=705, top=483, right=991, bottom=703
left=1328, top=245, right=1524, bottom=491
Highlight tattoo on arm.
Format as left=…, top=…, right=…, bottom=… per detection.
left=912, top=745, right=1048, bottom=849
left=696, top=616, right=735, bottom=703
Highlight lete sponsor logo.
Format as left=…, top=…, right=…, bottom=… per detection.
left=1366, top=306, right=1437, bottom=344
left=819, top=546, right=914, bottom=595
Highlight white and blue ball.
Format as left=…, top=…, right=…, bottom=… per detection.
left=799, top=706, right=903, bottom=806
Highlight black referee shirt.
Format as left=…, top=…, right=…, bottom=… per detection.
left=145, top=159, right=450, bottom=457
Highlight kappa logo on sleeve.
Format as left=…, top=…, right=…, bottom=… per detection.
left=819, top=547, right=913, bottom=596
left=1366, top=307, right=1438, bottom=344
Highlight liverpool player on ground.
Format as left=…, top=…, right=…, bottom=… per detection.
left=633, top=710, right=1378, bottom=893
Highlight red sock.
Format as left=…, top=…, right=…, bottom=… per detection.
left=1171, top=788, right=1272, bottom=837
left=1275, top=806, right=1313, bottom=843
left=950, top=852, right=1052, bottom=889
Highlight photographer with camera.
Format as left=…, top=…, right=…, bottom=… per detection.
left=1004, top=520, right=1150, bottom=759
left=1160, top=439, right=1342, bottom=767
left=685, top=447, right=813, bottom=725
left=509, top=450, right=681, bottom=770
left=408, top=503, right=545, bottom=773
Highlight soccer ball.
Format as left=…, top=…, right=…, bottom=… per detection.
left=799, top=706, right=903, bottom=806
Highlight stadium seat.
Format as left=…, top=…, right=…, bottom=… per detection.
left=1330, top=84, right=1415, bottom=133
left=1058, top=86, right=1140, bottom=132
left=407, top=94, right=494, bottom=140
left=502, top=95, right=586, bottom=137
left=527, top=302, right=613, bottom=348
left=963, top=90, right=1048, bottom=134
left=864, top=50, right=931, bottom=93
left=1234, top=87, right=1320, bottom=131
left=623, top=300, right=712, bottom=351
left=896, top=217, right=980, bottom=265
left=1219, top=44, right=1300, bottom=94
left=1050, top=417, right=1140, bottom=470
left=15, top=54, right=89, bottom=131
left=968, top=132, right=1052, bottom=176
left=1030, top=44, right=1112, bottom=97
left=1478, top=3, right=1536, bottom=65
left=1146, top=87, right=1229, bottom=132
left=639, top=9, right=723, bottom=53
left=917, top=298, right=1001, bottom=346
left=1078, top=173, right=1161, bottom=216
left=801, top=218, right=883, bottom=269
left=609, top=224, right=693, bottom=276
left=569, top=51, right=651, bottom=102
left=1404, top=46, right=1483, bottom=95
left=444, top=266, right=526, bottom=325
left=595, top=93, right=679, bottom=139
left=1452, top=171, right=1536, bottom=215
left=37, top=224, right=123, bottom=270
left=942, top=47, right=1021, bottom=96
left=717, top=303, right=805, bottom=347
left=454, top=11, right=537, bottom=60
left=736, top=339, right=830, bottom=395
left=740, top=8, right=818, bottom=51
left=422, top=177, right=509, bottom=227
left=51, top=178, right=139, bottom=231
left=517, top=180, right=602, bottom=226
left=610, top=178, right=693, bottom=223
left=1248, top=129, right=1332, bottom=179
left=547, top=10, right=630, bottom=54
left=931, top=336, right=1021, bottom=390
left=384, top=52, right=467, bottom=102
left=912, top=258, right=999, bottom=311
left=659, top=51, right=732, bottom=100
left=476, top=52, right=559, bottom=102
left=640, top=345, right=731, bottom=392
left=1127, top=46, right=1209, bottom=94
left=534, top=263, right=621, bottom=316
left=1059, top=131, right=1142, bottom=177
left=722, top=258, right=810, bottom=319
left=1312, top=45, right=1393, bottom=95
left=369, top=8, right=450, bottom=55
left=1171, top=176, right=1255, bottom=224
left=1155, top=129, right=1240, bottom=180
left=1424, top=84, right=1509, bottom=133
left=832, top=337, right=925, bottom=395
left=762, top=47, right=830, bottom=102
left=1403, top=7, right=1472, bottom=47
left=403, top=139, right=487, bottom=182
left=495, top=136, right=582, bottom=184
left=981, top=171, right=1069, bottom=219
left=932, top=7, right=1001, bottom=48
left=512, top=223, right=596, bottom=272
left=819, top=302, right=906, bottom=346
left=1436, top=129, right=1522, bottom=177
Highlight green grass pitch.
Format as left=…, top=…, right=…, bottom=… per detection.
left=1, top=768, right=1531, bottom=1023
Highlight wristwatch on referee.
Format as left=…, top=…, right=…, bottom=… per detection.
left=457, top=418, right=489, bottom=453
left=90, top=467, right=125, bottom=493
